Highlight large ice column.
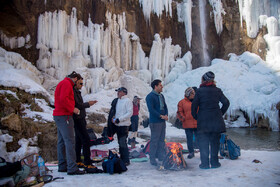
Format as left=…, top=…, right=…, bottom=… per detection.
left=139, top=0, right=173, bottom=22
left=199, top=0, right=210, bottom=66
left=208, top=0, right=226, bottom=35
left=238, top=0, right=280, bottom=38
left=177, top=0, right=192, bottom=47
left=149, top=34, right=163, bottom=80
left=149, top=34, right=181, bottom=81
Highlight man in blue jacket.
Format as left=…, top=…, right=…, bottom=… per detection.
left=146, top=79, right=168, bottom=166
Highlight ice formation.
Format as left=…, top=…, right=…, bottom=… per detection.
left=138, top=0, right=173, bottom=22
left=238, top=0, right=280, bottom=38
left=36, top=8, right=182, bottom=94
left=177, top=0, right=193, bottom=47
left=208, top=0, right=226, bottom=35
left=0, top=31, right=30, bottom=49
left=199, top=0, right=210, bottom=66
left=164, top=52, right=280, bottom=131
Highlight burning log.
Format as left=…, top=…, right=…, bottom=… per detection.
left=162, top=142, right=187, bottom=170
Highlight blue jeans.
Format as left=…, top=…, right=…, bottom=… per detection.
left=54, top=115, right=78, bottom=173
left=149, top=122, right=166, bottom=161
left=184, top=128, right=197, bottom=154
left=198, top=132, right=221, bottom=167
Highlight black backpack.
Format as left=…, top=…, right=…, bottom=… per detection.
left=102, top=151, right=127, bottom=174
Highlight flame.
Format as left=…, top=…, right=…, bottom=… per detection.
left=169, top=143, right=182, bottom=166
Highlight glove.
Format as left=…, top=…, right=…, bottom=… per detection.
left=115, top=118, right=120, bottom=124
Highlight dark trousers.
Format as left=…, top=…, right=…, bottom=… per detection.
left=185, top=128, right=197, bottom=154
left=198, top=132, right=220, bottom=167
left=149, top=122, right=166, bottom=161
left=130, top=115, right=139, bottom=132
left=74, top=118, right=91, bottom=165
left=116, top=126, right=129, bottom=163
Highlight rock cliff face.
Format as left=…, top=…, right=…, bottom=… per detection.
left=0, top=0, right=266, bottom=68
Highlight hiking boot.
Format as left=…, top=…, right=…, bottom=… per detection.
left=67, top=169, right=85, bottom=175
left=187, top=152, right=194, bottom=159
left=150, top=159, right=157, bottom=166
left=58, top=168, right=67, bottom=172
left=77, top=162, right=86, bottom=168
left=125, top=161, right=130, bottom=166
left=211, top=162, right=221, bottom=169
left=85, top=165, right=98, bottom=173
left=199, top=164, right=210, bottom=169
left=127, top=138, right=132, bottom=145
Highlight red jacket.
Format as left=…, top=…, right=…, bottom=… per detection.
left=53, top=77, right=75, bottom=116
left=177, top=97, right=197, bottom=129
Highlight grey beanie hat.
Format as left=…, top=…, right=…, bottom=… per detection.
left=185, top=87, right=194, bottom=97
left=202, top=71, right=215, bottom=81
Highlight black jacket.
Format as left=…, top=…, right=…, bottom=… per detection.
left=107, top=98, right=118, bottom=137
left=191, top=84, right=230, bottom=133
left=73, top=87, right=90, bottom=119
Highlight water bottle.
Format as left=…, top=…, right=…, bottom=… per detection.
left=38, top=156, right=46, bottom=176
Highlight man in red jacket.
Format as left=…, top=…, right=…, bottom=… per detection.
left=53, top=71, right=85, bottom=175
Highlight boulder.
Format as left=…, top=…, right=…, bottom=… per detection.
left=1, top=113, right=22, bottom=132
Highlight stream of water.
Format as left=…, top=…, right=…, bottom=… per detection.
left=139, top=128, right=280, bottom=151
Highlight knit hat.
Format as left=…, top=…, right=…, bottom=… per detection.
left=202, top=71, right=215, bottom=81
left=185, top=87, right=194, bottom=97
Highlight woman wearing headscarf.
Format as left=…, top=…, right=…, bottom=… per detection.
left=191, top=71, right=230, bottom=169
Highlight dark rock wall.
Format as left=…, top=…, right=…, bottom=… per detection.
left=0, top=0, right=266, bottom=68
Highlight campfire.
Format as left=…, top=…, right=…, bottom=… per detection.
left=162, top=142, right=187, bottom=170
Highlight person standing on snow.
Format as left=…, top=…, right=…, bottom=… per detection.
left=177, top=87, right=197, bottom=159
left=191, top=71, right=229, bottom=169
left=128, top=96, right=142, bottom=148
left=53, top=71, right=85, bottom=175
left=110, top=87, right=133, bottom=166
left=146, top=79, right=168, bottom=166
left=73, top=77, right=98, bottom=173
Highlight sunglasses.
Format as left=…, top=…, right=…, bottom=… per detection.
left=37, top=175, right=64, bottom=184
left=79, top=83, right=83, bottom=85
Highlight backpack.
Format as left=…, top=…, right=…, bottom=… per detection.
left=102, top=151, right=127, bottom=174
left=220, top=134, right=241, bottom=160
left=175, top=111, right=183, bottom=129
left=87, top=128, right=97, bottom=142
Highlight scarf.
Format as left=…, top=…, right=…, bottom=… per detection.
left=200, top=81, right=216, bottom=87
left=152, top=90, right=164, bottom=111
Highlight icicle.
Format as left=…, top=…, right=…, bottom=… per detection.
left=208, top=0, right=226, bottom=35
left=177, top=0, right=192, bottom=47
left=139, top=0, right=173, bottom=23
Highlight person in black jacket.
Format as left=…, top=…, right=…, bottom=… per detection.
left=191, top=71, right=230, bottom=169
left=73, top=77, right=97, bottom=169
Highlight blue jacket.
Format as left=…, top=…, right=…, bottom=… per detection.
left=146, top=91, right=168, bottom=123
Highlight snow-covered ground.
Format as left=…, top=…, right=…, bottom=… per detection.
left=40, top=124, right=279, bottom=187
left=43, top=124, right=280, bottom=187
left=44, top=150, right=280, bottom=187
